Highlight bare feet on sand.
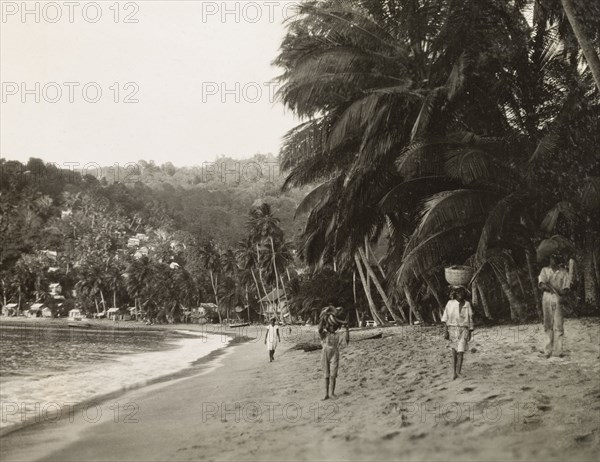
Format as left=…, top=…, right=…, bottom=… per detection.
left=322, top=395, right=329, bottom=401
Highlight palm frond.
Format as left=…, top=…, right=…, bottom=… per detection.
left=540, top=201, right=580, bottom=233
left=414, top=189, right=497, bottom=240
left=294, top=179, right=334, bottom=219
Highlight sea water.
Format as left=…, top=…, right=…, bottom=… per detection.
left=0, top=323, right=230, bottom=430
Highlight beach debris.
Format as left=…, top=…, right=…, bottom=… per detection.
left=291, top=343, right=322, bottom=352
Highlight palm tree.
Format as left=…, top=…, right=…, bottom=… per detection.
left=247, top=203, right=289, bottom=321
left=124, top=256, right=156, bottom=316
left=237, top=237, right=267, bottom=316
left=75, top=261, right=107, bottom=314
left=535, top=0, right=600, bottom=91
left=105, top=258, right=124, bottom=308
left=199, top=240, right=223, bottom=323
left=221, top=248, right=240, bottom=322
left=276, top=0, right=599, bottom=321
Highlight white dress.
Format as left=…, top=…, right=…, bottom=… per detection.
left=266, top=325, right=279, bottom=351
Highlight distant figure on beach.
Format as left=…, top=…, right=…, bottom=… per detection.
left=442, top=286, right=474, bottom=380
left=538, top=253, right=571, bottom=358
left=264, top=317, right=280, bottom=362
left=318, top=302, right=349, bottom=400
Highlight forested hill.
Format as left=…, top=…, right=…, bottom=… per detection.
left=0, top=155, right=307, bottom=262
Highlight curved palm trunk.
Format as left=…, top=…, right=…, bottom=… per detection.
left=258, top=269, right=270, bottom=318
left=583, top=250, right=598, bottom=306
left=209, top=270, right=222, bottom=324
left=353, top=270, right=362, bottom=327
left=423, top=273, right=444, bottom=319
left=560, top=0, right=600, bottom=91
left=593, top=247, right=600, bottom=308
left=279, top=275, right=289, bottom=321
left=245, top=285, right=250, bottom=322
left=525, top=250, right=542, bottom=318
left=358, top=248, right=403, bottom=322
left=251, top=269, right=265, bottom=316
left=100, top=290, right=106, bottom=311
left=403, top=286, right=423, bottom=323
left=476, top=283, right=492, bottom=319
left=367, top=242, right=386, bottom=279
left=494, top=267, right=523, bottom=321
left=255, top=243, right=270, bottom=319
left=269, top=237, right=283, bottom=323
left=354, top=253, right=384, bottom=325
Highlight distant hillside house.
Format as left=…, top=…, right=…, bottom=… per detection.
left=107, top=307, right=120, bottom=320
left=69, top=308, right=82, bottom=319
left=2, top=303, right=18, bottom=316
left=40, top=250, right=58, bottom=259
left=27, top=303, right=44, bottom=317
left=127, top=238, right=140, bottom=248
left=129, top=306, right=144, bottom=320
left=108, top=307, right=131, bottom=321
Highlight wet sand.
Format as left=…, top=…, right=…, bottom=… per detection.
left=1, top=318, right=599, bottom=461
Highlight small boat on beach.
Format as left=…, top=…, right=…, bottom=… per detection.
left=68, top=321, right=92, bottom=329
left=229, top=323, right=250, bottom=328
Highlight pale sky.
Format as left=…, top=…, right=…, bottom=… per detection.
left=0, top=0, right=299, bottom=167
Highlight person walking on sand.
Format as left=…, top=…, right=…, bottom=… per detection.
left=538, top=253, right=570, bottom=358
left=442, top=286, right=474, bottom=380
left=264, top=317, right=280, bottom=362
left=318, top=303, right=349, bottom=400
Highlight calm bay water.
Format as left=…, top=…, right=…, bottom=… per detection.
left=0, top=323, right=230, bottom=429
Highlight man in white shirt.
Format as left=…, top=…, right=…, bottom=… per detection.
left=442, top=287, right=474, bottom=380
left=538, top=254, right=570, bottom=358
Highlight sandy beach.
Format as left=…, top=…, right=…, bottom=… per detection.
left=1, top=318, right=599, bottom=462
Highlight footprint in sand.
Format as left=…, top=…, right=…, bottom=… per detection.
left=537, top=405, right=552, bottom=412
left=382, top=431, right=400, bottom=440
left=574, top=431, right=597, bottom=443
left=521, top=386, right=532, bottom=391
left=463, top=387, right=475, bottom=392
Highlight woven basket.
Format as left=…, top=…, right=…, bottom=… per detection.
left=445, top=265, right=474, bottom=286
